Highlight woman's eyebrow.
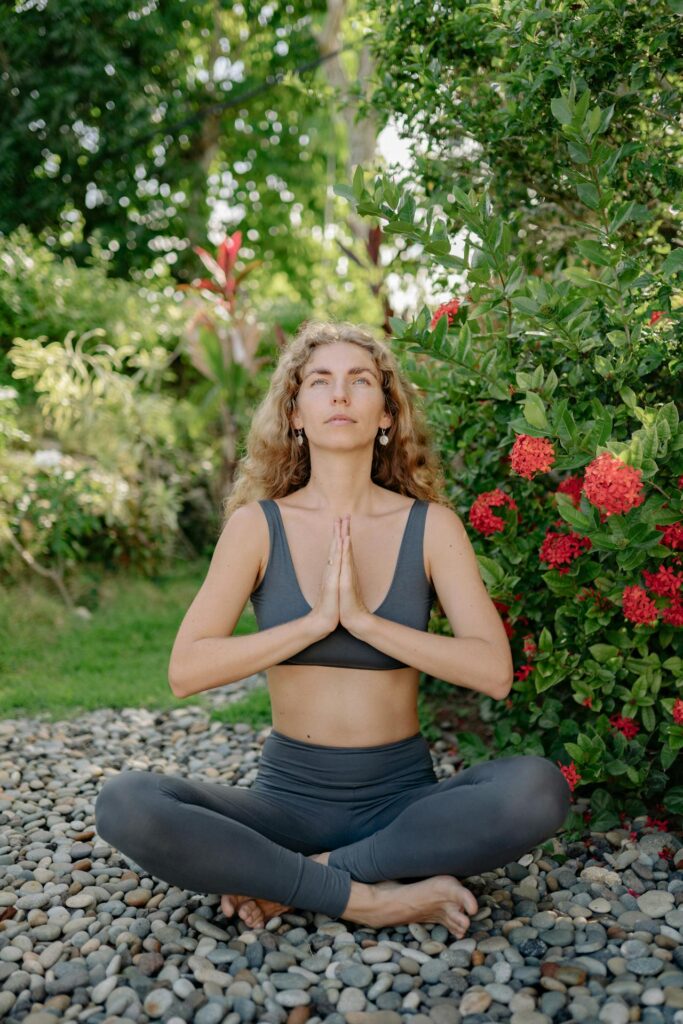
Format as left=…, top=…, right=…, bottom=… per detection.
left=304, top=366, right=378, bottom=379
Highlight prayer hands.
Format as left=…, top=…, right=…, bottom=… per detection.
left=311, top=515, right=371, bottom=637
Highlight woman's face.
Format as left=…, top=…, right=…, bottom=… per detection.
left=292, top=342, right=391, bottom=448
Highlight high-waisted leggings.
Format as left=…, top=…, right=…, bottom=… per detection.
left=94, top=729, right=571, bottom=920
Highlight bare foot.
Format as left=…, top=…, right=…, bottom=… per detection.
left=220, top=851, right=328, bottom=928
left=357, top=875, right=479, bottom=939
left=221, top=892, right=293, bottom=927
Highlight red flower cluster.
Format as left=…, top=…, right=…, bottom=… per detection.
left=539, top=528, right=592, bottom=572
left=673, top=698, right=683, bottom=725
left=622, top=567, right=683, bottom=626
left=514, top=664, right=534, bottom=681
left=622, top=584, right=660, bottom=626
left=649, top=310, right=665, bottom=325
left=430, top=298, right=461, bottom=329
left=556, top=474, right=584, bottom=508
left=662, top=597, right=683, bottom=626
left=583, top=696, right=593, bottom=708
left=642, top=562, right=683, bottom=598
left=645, top=815, right=670, bottom=831
left=557, top=761, right=581, bottom=792
left=510, top=434, right=556, bottom=479
left=469, top=489, right=518, bottom=536
left=609, top=713, right=640, bottom=739
left=582, top=452, right=645, bottom=517
left=656, top=521, right=683, bottom=550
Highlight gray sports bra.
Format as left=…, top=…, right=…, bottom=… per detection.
left=250, top=498, right=436, bottom=670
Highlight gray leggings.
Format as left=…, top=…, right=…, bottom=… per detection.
left=94, top=729, right=571, bottom=920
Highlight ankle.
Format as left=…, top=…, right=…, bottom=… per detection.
left=341, top=880, right=378, bottom=926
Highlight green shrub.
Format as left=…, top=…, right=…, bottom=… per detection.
left=336, top=81, right=682, bottom=829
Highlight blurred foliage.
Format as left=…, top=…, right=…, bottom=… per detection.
left=1, top=0, right=383, bottom=306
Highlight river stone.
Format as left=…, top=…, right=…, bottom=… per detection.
left=91, top=977, right=118, bottom=1004
left=663, top=988, right=683, bottom=1008
left=360, top=945, right=394, bottom=964
left=337, top=987, right=366, bottom=1012
left=627, top=958, right=664, bottom=975
left=622, top=939, right=650, bottom=958
left=486, top=982, right=514, bottom=1003
left=636, top=891, right=675, bottom=918
left=143, top=988, right=175, bottom=1018
left=337, top=964, right=373, bottom=988
left=589, top=898, right=612, bottom=913
left=44, top=960, right=89, bottom=994
left=598, top=1002, right=630, bottom=1024
left=459, top=988, right=492, bottom=1014
left=428, top=1006, right=460, bottom=1024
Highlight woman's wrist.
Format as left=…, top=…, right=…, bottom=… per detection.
left=340, top=610, right=374, bottom=640
left=306, top=610, right=338, bottom=641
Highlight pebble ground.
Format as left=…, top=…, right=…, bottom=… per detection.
left=1, top=675, right=682, bottom=1024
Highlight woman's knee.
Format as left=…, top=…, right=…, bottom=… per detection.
left=94, top=770, right=160, bottom=845
left=514, top=755, right=572, bottom=833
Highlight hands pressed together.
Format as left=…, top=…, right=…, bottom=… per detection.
left=312, top=515, right=372, bottom=636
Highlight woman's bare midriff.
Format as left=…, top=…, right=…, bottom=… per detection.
left=266, top=662, right=421, bottom=746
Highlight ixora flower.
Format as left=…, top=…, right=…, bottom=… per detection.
left=539, top=528, right=592, bottom=573
left=509, top=434, right=556, bottom=480
left=468, top=488, right=518, bottom=536
left=661, top=595, right=683, bottom=627
left=557, top=761, right=581, bottom=793
left=622, top=584, right=659, bottom=626
left=556, top=474, right=584, bottom=508
left=642, top=562, right=683, bottom=598
left=649, top=310, right=666, bottom=325
left=430, top=298, right=462, bottom=329
left=582, top=452, right=645, bottom=517
left=609, top=713, right=640, bottom=739
left=673, top=699, right=683, bottom=725
left=656, top=521, right=683, bottom=550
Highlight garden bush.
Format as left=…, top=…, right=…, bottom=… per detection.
left=336, top=78, right=682, bottom=833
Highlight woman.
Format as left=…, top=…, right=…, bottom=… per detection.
left=95, top=320, right=571, bottom=939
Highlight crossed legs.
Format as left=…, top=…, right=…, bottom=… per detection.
left=95, top=753, right=570, bottom=933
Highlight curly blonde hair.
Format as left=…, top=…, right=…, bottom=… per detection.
left=222, top=319, right=451, bottom=523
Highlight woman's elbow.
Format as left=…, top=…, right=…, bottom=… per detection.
left=493, top=667, right=514, bottom=700
left=167, top=653, right=189, bottom=698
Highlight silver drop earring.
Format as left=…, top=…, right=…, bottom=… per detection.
left=295, top=428, right=305, bottom=446
left=378, top=427, right=389, bottom=446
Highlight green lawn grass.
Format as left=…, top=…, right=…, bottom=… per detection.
left=0, top=558, right=258, bottom=722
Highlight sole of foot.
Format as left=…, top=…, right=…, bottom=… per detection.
left=220, top=893, right=293, bottom=928
left=220, top=852, right=326, bottom=928
left=359, top=875, right=478, bottom=939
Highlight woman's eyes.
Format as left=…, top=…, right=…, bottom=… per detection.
left=311, top=378, right=371, bottom=385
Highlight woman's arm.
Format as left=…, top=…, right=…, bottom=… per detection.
left=347, top=617, right=511, bottom=699
left=344, top=503, right=514, bottom=699
left=168, top=502, right=328, bottom=698
left=170, top=615, right=328, bottom=698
